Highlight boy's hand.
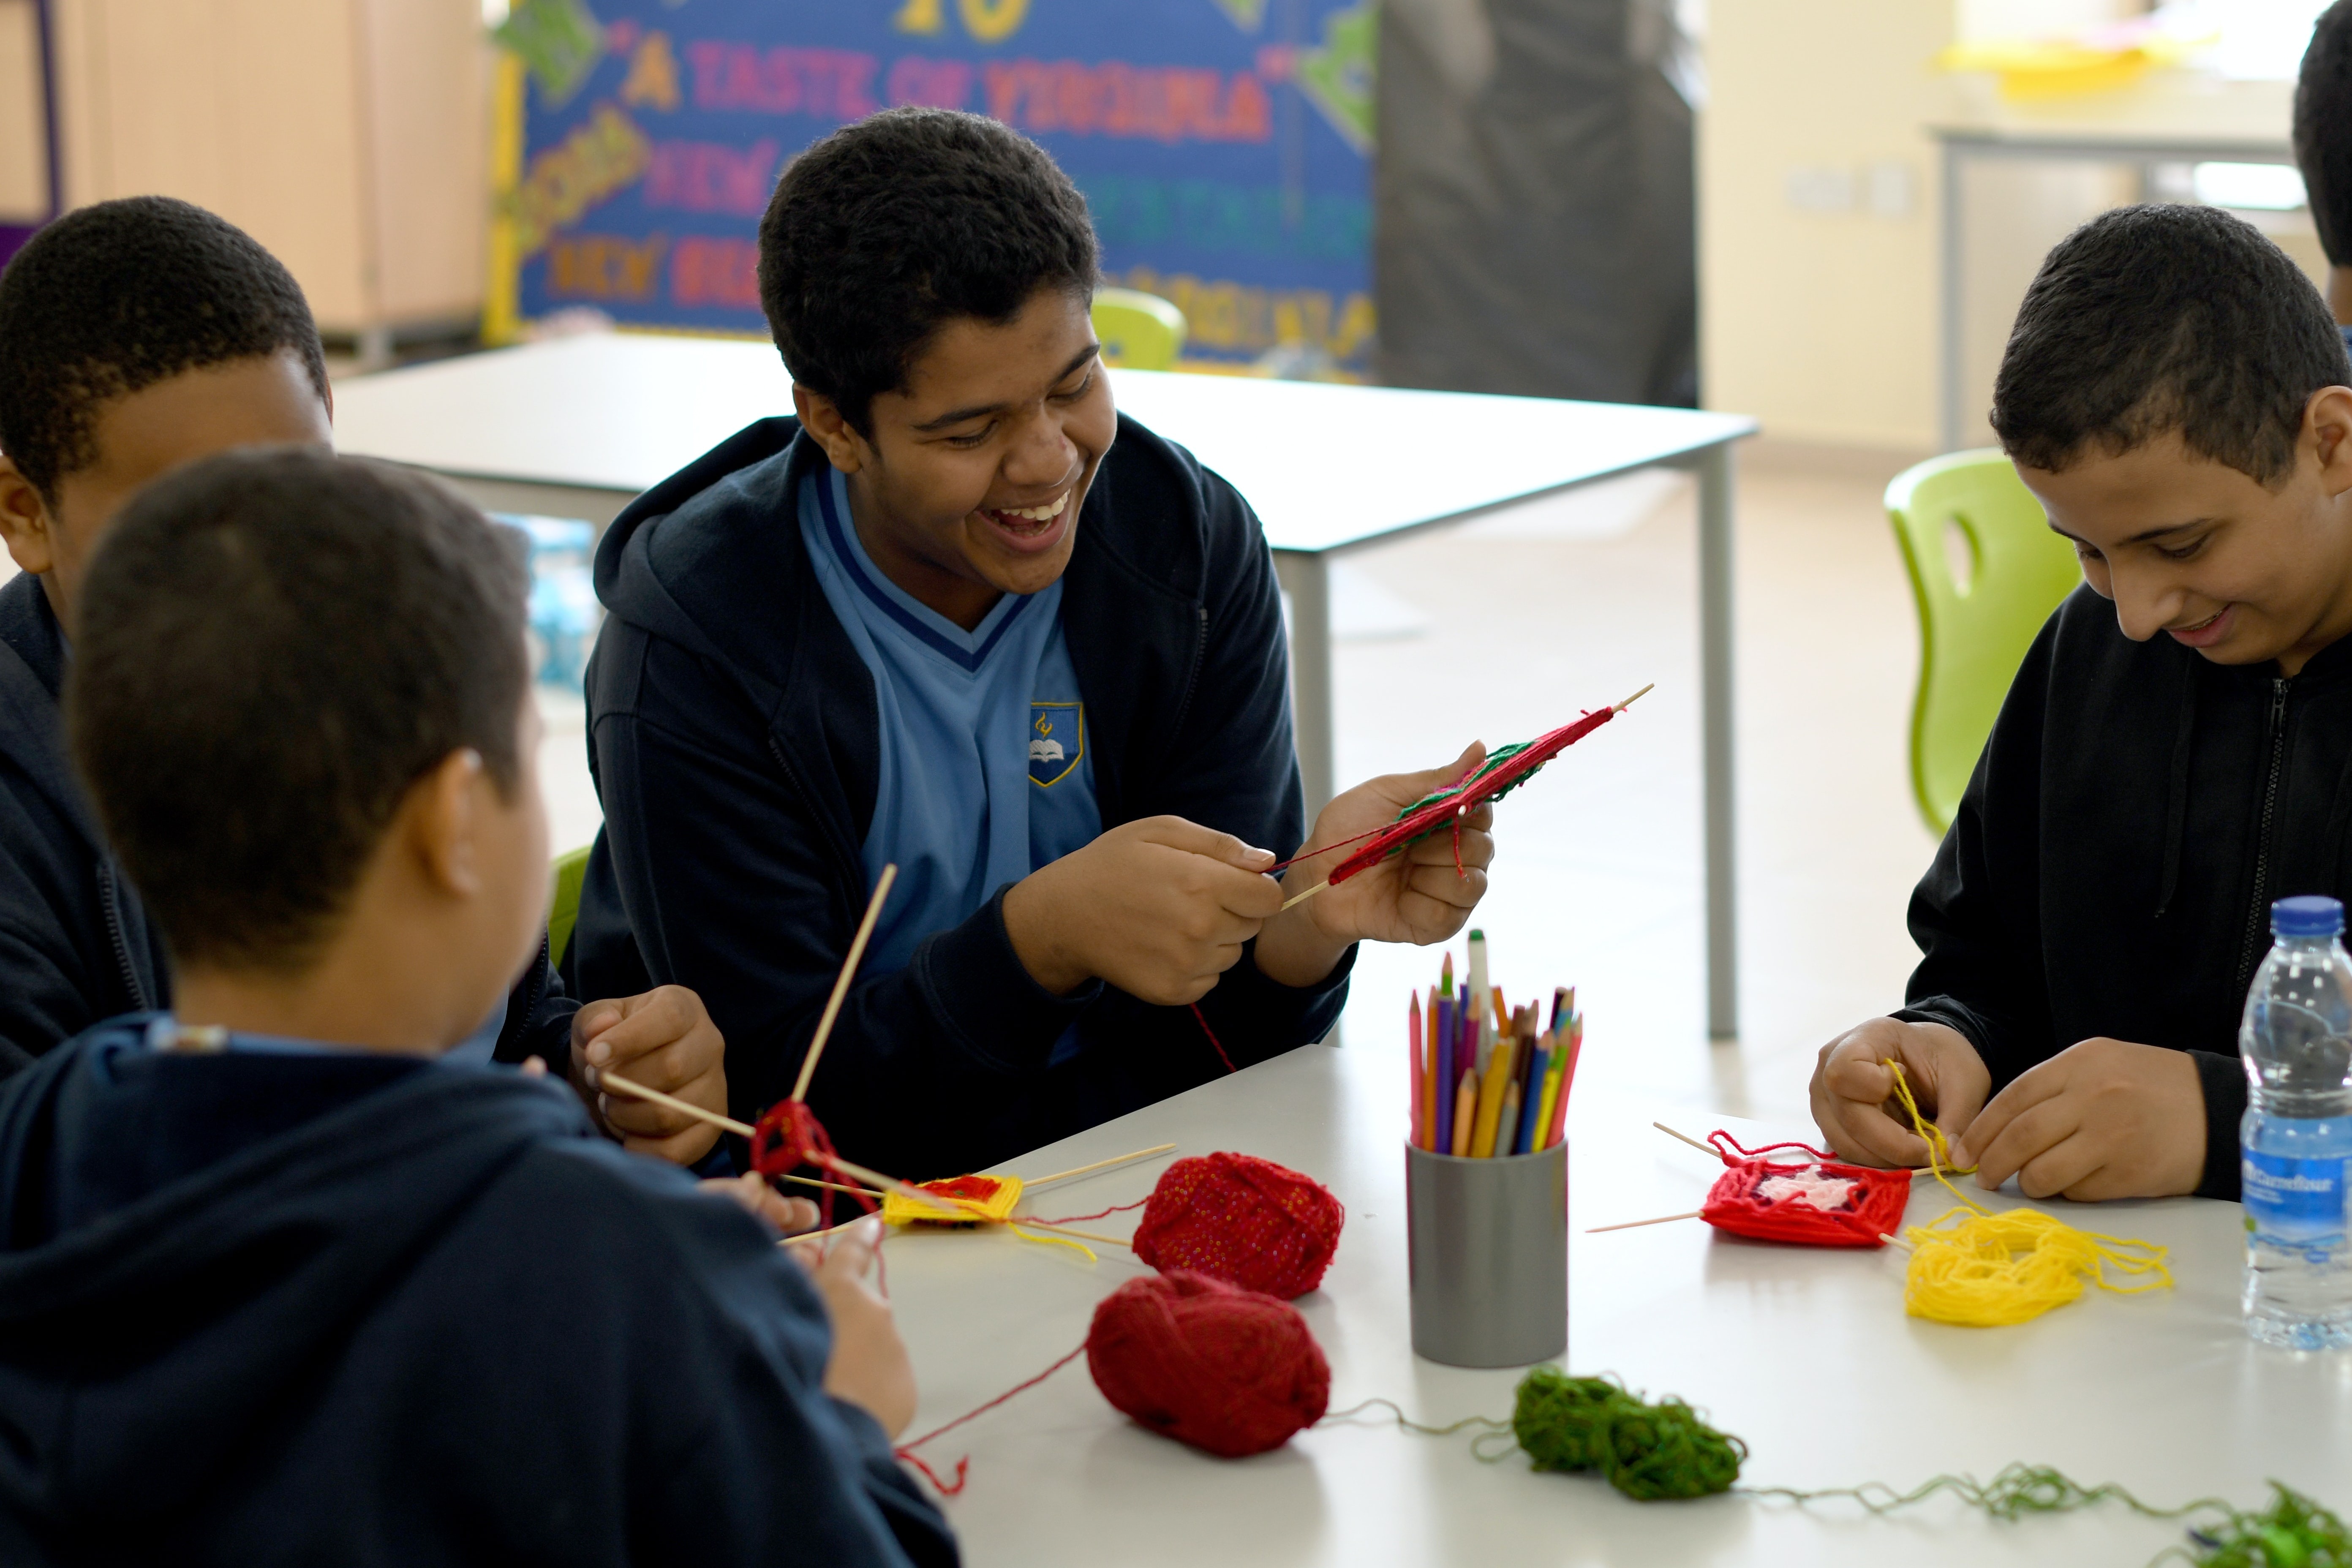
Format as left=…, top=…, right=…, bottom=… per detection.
left=702, top=1171, right=820, bottom=1234
left=1810, top=1018, right=1989, bottom=1167
left=1949, top=1038, right=2205, bottom=1201
left=1003, top=817, right=1284, bottom=1004
left=573, top=985, right=728, bottom=1165
left=795, top=1217, right=917, bottom=1439
left=1255, top=744, right=1495, bottom=988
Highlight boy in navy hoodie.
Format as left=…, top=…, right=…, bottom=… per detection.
left=0, top=449, right=955, bottom=1566
left=573, top=109, right=1496, bottom=1179
left=0, top=196, right=728, bottom=1165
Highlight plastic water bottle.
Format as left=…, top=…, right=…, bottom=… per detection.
left=2240, top=895, right=2352, bottom=1349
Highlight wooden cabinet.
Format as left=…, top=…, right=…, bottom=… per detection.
left=47, top=0, right=492, bottom=351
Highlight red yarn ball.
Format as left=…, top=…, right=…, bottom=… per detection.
left=1131, top=1152, right=1343, bottom=1298
left=1086, top=1271, right=1331, bottom=1458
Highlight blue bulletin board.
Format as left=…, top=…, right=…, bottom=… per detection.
left=487, top=0, right=1375, bottom=372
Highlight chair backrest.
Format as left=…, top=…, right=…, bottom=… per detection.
left=1092, top=287, right=1187, bottom=371
left=548, top=844, right=593, bottom=970
left=1884, top=449, right=2082, bottom=835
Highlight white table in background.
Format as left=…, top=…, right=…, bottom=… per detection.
left=882, top=1035, right=2326, bottom=1567
left=335, top=336, right=1758, bottom=1036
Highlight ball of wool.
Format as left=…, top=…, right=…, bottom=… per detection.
left=1130, top=1152, right=1344, bottom=1298
left=1512, top=1368, right=1745, bottom=1501
left=1086, top=1270, right=1331, bottom=1458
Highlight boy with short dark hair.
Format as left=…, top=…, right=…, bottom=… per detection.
left=0, top=196, right=726, bottom=1163
left=574, top=109, right=1496, bottom=1180
left=1811, top=204, right=2352, bottom=1202
left=0, top=449, right=952, bottom=1566
left=2297, top=0, right=2352, bottom=339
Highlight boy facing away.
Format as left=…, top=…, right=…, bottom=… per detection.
left=0, top=450, right=953, bottom=1567
left=1813, top=204, right=2352, bottom=1203
left=0, top=196, right=727, bottom=1164
left=572, top=109, right=1497, bottom=1178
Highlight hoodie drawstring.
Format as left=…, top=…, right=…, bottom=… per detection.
left=2153, top=660, right=2199, bottom=919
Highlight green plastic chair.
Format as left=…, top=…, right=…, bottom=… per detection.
left=548, top=844, right=593, bottom=970
left=1092, top=287, right=1186, bottom=370
left=1885, top=450, right=2082, bottom=835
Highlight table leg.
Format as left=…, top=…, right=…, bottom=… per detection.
left=1274, top=550, right=1335, bottom=818
left=1696, top=446, right=1739, bottom=1040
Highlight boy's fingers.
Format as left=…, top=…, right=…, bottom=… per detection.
left=1140, top=817, right=1277, bottom=870
left=583, top=986, right=707, bottom=1071
left=1948, top=1066, right=2060, bottom=1171
left=1822, top=1051, right=1895, bottom=1108
left=1968, top=1098, right=2083, bottom=1194
left=819, top=1216, right=884, bottom=1280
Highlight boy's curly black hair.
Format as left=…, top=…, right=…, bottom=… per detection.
left=1991, top=205, right=2351, bottom=484
left=758, top=108, right=1098, bottom=435
left=2297, top=1, right=2352, bottom=269
left=0, top=196, right=327, bottom=501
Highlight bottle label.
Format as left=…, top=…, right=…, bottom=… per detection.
left=2243, top=1149, right=2351, bottom=1244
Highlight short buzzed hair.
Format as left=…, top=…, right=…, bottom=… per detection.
left=0, top=196, right=328, bottom=501
left=68, top=449, right=529, bottom=974
left=1991, top=204, right=2352, bottom=484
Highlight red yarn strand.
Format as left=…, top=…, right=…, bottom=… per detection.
left=1029, top=1197, right=1152, bottom=1226
left=1189, top=1003, right=1238, bottom=1074
left=895, top=1343, right=1089, bottom=1490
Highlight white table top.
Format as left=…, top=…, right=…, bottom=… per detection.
left=884, top=1038, right=2333, bottom=1567
left=332, top=335, right=1753, bottom=556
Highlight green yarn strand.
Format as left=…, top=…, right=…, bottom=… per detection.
left=1510, top=1369, right=1746, bottom=1501
left=1356, top=1369, right=2350, bottom=1565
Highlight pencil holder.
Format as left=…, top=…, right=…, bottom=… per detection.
left=1405, top=1139, right=1568, bottom=1368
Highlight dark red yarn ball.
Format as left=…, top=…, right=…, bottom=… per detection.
left=1131, top=1152, right=1344, bottom=1298
left=1086, top=1271, right=1331, bottom=1458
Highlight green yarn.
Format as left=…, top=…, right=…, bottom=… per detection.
left=1334, top=1373, right=2348, bottom=1563
left=2178, top=1484, right=2350, bottom=1568
left=1509, top=1369, right=1746, bottom=1501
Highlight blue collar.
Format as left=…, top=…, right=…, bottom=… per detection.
left=814, top=468, right=1033, bottom=674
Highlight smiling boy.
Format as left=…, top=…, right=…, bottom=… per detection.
left=1811, top=204, right=2352, bottom=1203
left=572, top=109, right=1494, bottom=1176
left=0, top=197, right=729, bottom=1164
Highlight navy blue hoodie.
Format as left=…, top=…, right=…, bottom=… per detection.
left=0, top=571, right=574, bottom=1077
left=572, top=417, right=1352, bottom=1179
left=0, top=1021, right=957, bottom=1567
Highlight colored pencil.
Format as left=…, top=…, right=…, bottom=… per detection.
left=1496, top=1081, right=1521, bottom=1159
left=1409, top=992, right=1425, bottom=1149
left=1435, top=995, right=1456, bottom=1152
left=1424, top=989, right=1440, bottom=1149
left=1451, top=1071, right=1478, bottom=1156
left=1471, top=1036, right=1516, bottom=1158
left=1513, top=1042, right=1549, bottom=1156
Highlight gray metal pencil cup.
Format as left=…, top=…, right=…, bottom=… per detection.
left=1405, top=1139, right=1568, bottom=1367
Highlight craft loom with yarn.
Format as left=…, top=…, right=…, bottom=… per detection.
left=1698, top=1130, right=1911, bottom=1248
left=1277, top=686, right=1650, bottom=909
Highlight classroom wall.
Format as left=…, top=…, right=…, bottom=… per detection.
left=1698, top=0, right=1955, bottom=450
left=45, top=0, right=488, bottom=340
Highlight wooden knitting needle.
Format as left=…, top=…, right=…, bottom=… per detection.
left=1009, top=1218, right=1133, bottom=1248
left=789, top=862, right=898, bottom=1103
left=1023, top=1143, right=1179, bottom=1190
left=594, top=1067, right=988, bottom=1218
left=1653, top=1121, right=1715, bottom=1156
left=1587, top=1210, right=1703, bottom=1233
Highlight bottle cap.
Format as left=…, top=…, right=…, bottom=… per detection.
left=2272, top=896, right=2344, bottom=939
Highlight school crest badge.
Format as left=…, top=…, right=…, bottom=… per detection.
left=1029, top=702, right=1083, bottom=787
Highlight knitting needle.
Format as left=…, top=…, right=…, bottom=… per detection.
left=1586, top=1210, right=1703, bottom=1233
left=1281, top=877, right=1333, bottom=911
left=595, top=1067, right=989, bottom=1218
left=1653, top=1121, right=1715, bottom=1157
left=1023, top=1143, right=1178, bottom=1190
left=1008, top=1218, right=1133, bottom=1248
left=789, top=862, right=898, bottom=1103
